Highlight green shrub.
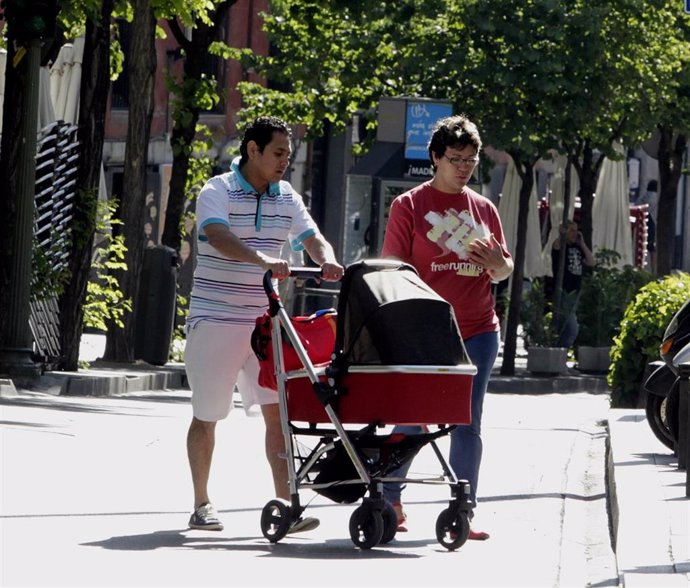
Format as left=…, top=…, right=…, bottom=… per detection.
left=83, top=200, right=131, bottom=332
left=577, top=249, right=653, bottom=347
left=607, top=272, right=690, bottom=407
left=521, top=278, right=559, bottom=347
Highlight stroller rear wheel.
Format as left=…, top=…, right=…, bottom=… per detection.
left=435, top=508, right=470, bottom=551
left=349, top=505, right=384, bottom=549
left=261, top=499, right=292, bottom=543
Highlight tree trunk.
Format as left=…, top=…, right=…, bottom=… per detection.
left=552, top=157, right=572, bottom=316
left=656, top=125, right=684, bottom=277
left=575, top=143, right=597, bottom=250
left=500, top=156, right=535, bottom=376
left=161, top=121, right=196, bottom=253
left=57, top=1, right=114, bottom=370
left=0, top=39, right=27, bottom=346
left=160, top=1, right=236, bottom=254
left=103, top=0, right=157, bottom=362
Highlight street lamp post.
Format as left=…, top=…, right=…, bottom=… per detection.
left=0, top=38, right=43, bottom=382
left=0, top=0, right=59, bottom=382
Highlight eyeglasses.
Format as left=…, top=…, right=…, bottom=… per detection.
left=442, top=154, right=479, bottom=167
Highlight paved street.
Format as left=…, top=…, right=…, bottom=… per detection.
left=1, top=387, right=616, bottom=587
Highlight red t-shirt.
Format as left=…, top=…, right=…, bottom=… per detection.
left=382, top=181, right=511, bottom=340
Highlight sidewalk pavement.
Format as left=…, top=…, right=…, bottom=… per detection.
left=1, top=348, right=688, bottom=587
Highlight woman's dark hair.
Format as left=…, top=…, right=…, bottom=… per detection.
left=428, top=115, right=482, bottom=169
left=239, top=116, right=292, bottom=165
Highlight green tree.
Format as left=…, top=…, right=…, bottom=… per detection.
left=159, top=0, right=238, bottom=255
left=103, top=0, right=158, bottom=362
left=554, top=0, right=689, bottom=271
left=234, top=0, right=446, bottom=137
left=454, top=1, right=569, bottom=374
left=236, top=2, right=577, bottom=374
left=0, top=0, right=127, bottom=371
left=229, top=2, right=552, bottom=374
left=102, top=0, right=232, bottom=362
left=1, top=0, right=224, bottom=369
left=56, top=0, right=116, bottom=370
left=237, top=0, right=690, bottom=373
left=640, top=3, right=690, bottom=276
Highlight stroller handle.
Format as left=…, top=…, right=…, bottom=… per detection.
left=263, top=268, right=324, bottom=315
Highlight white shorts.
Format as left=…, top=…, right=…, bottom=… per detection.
left=184, top=322, right=278, bottom=420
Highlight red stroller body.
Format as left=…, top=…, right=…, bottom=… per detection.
left=252, top=259, right=477, bottom=550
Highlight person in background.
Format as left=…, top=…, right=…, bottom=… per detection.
left=551, top=220, right=595, bottom=348
left=381, top=115, right=514, bottom=540
left=636, top=179, right=658, bottom=274
left=184, top=116, right=344, bottom=532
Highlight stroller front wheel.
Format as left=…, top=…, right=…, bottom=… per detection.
left=349, top=505, right=384, bottom=549
left=261, top=499, right=292, bottom=543
left=379, top=500, right=398, bottom=544
left=435, top=508, right=470, bottom=551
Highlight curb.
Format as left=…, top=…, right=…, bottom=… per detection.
left=489, top=370, right=610, bottom=395
left=2, top=362, right=189, bottom=398
left=2, top=363, right=610, bottom=398
left=0, top=378, right=18, bottom=398
left=607, top=408, right=690, bottom=587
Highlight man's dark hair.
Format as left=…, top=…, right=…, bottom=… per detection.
left=239, top=116, right=292, bottom=165
left=428, top=115, right=482, bottom=170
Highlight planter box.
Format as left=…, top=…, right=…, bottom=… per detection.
left=577, top=345, right=611, bottom=374
left=527, top=347, right=568, bottom=375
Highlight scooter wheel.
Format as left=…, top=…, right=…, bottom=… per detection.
left=644, top=385, right=679, bottom=451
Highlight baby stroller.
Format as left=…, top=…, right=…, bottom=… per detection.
left=251, top=259, right=477, bottom=550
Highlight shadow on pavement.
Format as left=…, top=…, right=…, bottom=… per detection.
left=81, top=530, right=426, bottom=559
left=0, top=394, right=190, bottom=419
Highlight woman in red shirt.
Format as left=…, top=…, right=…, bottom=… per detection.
left=382, top=115, right=513, bottom=540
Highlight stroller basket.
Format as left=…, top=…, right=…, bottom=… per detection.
left=285, top=365, right=474, bottom=425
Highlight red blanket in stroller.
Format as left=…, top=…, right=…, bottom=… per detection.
left=251, top=309, right=337, bottom=390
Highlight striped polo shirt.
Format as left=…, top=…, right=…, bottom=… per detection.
left=187, top=158, right=319, bottom=328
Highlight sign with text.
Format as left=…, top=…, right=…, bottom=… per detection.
left=405, top=160, right=435, bottom=178
left=404, top=101, right=452, bottom=161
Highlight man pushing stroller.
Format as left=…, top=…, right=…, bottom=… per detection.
left=183, top=116, right=343, bottom=533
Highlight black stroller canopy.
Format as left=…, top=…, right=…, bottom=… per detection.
left=335, top=260, right=469, bottom=366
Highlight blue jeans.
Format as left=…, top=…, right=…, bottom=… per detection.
left=382, top=330, right=500, bottom=510
left=555, top=291, right=580, bottom=349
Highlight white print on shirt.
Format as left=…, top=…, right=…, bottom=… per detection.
left=424, top=208, right=490, bottom=276
left=567, top=246, right=583, bottom=276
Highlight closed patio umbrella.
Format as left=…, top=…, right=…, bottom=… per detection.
left=51, top=36, right=84, bottom=124
left=498, top=158, right=546, bottom=279
left=592, top=143, right=633, bottom=268
left=541, top=154, right=579, bottom=276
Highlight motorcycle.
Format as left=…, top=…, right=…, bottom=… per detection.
left=644, top=298, right=690, bottom=451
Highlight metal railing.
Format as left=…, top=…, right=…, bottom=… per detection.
left=29, top=121, right=80, bottom=367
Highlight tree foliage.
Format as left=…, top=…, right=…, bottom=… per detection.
left=103, top=0, right=158, bottom=362
left=159, top=0, right=237, bottom=254
left=83, top=200, right=132, bottom=332
left=81, top=0, right=231, bottom=362
left=5, top=0, right=688, bottom=371
left=231, top=0, right=689, bottom=374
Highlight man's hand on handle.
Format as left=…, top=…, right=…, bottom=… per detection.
left=319, top=261, right=344, bottom=282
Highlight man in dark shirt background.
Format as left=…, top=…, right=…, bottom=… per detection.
left=551, top=220, right=595, bottom=348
